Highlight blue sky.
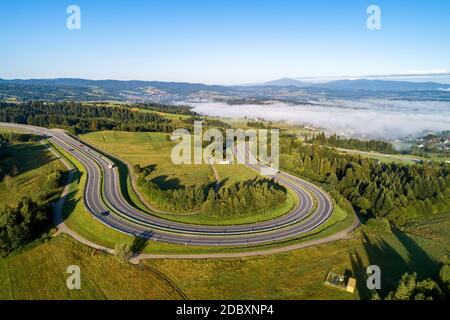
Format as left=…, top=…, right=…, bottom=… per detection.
left=0, top=0, right=449, bottom=84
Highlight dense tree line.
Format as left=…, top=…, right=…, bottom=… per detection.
left=0, top=134, right=8, bottom=161
left=247, top=121, right=271, bottom=129
left=305, top=132, right=397, bottom=154
left=0, top=101, right=173, bottom=134
left=135, top=103, right=197, bottom=116
left=202, top=179, right=287, bottom=217
left=0, top=135, right=9, bottom=179
left=280, top=137, right=450, bottom=225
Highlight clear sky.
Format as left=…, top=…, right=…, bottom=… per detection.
left=1, top=0, right=449, bottom=84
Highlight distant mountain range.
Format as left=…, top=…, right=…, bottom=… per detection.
left=2, top=77, right=450, bottom=92
left=1, top=77, right=450, bottom=103
left=262, top=78, right=450, bottom=91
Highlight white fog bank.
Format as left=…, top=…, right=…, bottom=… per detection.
left=191, top=100, right=450, bottom=139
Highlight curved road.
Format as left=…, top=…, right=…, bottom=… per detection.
left=0, top=123, right=334, bottom=246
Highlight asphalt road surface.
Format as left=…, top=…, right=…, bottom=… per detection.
left=0, top=123, right=334, bottom=246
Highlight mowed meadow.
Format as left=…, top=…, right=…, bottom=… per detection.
left=80, top=130, right=262, bottom=189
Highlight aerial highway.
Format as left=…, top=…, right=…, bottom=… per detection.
left=0, top=122, right=334, bottom=246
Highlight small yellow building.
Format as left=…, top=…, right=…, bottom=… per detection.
left=346, top=277, right=356, bottom=293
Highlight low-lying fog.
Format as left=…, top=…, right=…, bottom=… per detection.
left=191, top=100, right=450, bottom=140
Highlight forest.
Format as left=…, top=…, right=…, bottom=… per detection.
left=280, top=137, right=450, bottom=225
left=0, top=135, right=9, bottom=178
left=0, top=101, right=174, bottom=134
left=376, top=261, right=450, bottom=300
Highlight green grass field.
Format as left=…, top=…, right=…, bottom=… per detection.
left=0, top=235, right=183, bottom=300
left=0, top=140, right=66, bottom=208
left=81, top=131, right=212, bottom=187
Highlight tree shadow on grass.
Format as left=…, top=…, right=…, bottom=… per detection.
left=2, top=143, right=52, bottom=178
left=59, top=189, right=80, bottom=223
left=150, top=175, right=182, bottom=190
left=349, top=230, right=439, bottom=299
left=131, top=231, right=153, bottom=255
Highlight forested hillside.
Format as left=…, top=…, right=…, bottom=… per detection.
left=280, top=137, right=450, bottom=225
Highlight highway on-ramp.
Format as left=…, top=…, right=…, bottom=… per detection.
left=0, top=123, right=334, bottom=246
